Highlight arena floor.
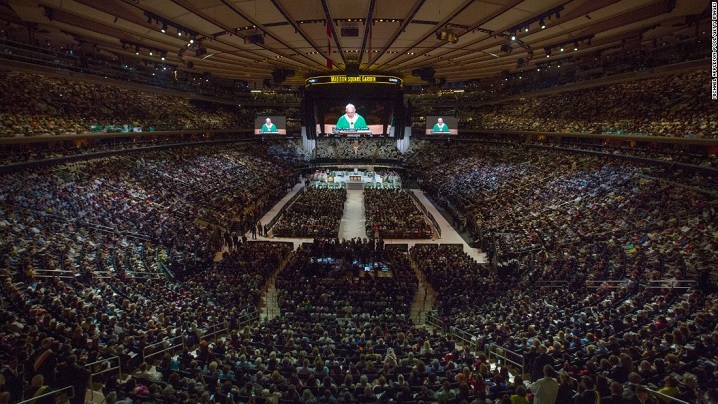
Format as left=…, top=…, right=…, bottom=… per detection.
left=249, top=177, right=487, bottom=264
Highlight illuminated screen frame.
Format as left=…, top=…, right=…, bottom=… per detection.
left=254, top=116, right=287, bottom=135
left=305, top=75, right=402, bottom=87
left=425, top=116, right=458, bottom=135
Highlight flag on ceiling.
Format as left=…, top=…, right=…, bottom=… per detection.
left=326, top=20, right=333, bottom=69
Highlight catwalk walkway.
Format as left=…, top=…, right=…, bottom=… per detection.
left=338, top=190, right=366, bottom=240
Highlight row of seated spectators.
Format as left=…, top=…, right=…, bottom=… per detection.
left=541, top=140, right=718, bottom=169
left=459, top=70, right=717, bottom=138
left=364, top=189, right=432, bottom=239
left=193, top=241, right=293, bottom=310
left=125, top=310, right=496, bottom=403
left=429, top=134, right=717, bottom=170
left=271, top=187, right=346, bottom=238
left=404, top=141, right=718, bottom=402
left=267, top=139, right=312, bottom=164
left=0, top=134, right=254, bottom=166
left=0, top=143, right=296, bottom=283
left=0, top=70, right=248, bottom=137
left=312, top=139, right=402, bottom=161
left=406, top=39, right=708, bottom=106
left=409, top=245, right=492, bottom=318
left=276, top=238, right=417, bottom=322
left=0, top=238, right=289, bottom=403
left=410, top=142, right=716, bottom=263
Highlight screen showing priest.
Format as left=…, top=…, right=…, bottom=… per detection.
left=335, top=104, right=369, bottom=132
left=425, top=116, right=458, bottom=135
left=254, top=116, right=287, bottom=135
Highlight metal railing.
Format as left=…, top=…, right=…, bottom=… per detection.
left=425, top=312, right=446, bottom=331
left=33, top=269, right=77, bottom=279
left=142, top=336, right=185, bottom=362
left=450, top=326, right=479, bottom=353
left=488, top=343, right=525, bottom=374
left=200, top=321, right=230, bottom=342
left=86, top=356, right=121, bottom=401
left=17, top=385, right=74, bottom=404
left=586, top=279, right=634, bottom=289
left=645, top=279, right=696, bottom=290
left=534, top=280, right=570, bottom=288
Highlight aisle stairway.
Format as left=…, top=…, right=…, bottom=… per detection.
left=258, top=253, right=292, bottom=322
left=408, top=254, right=436, bottom=325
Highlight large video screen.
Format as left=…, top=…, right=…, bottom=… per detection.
left=254, top=116, right=287, bottom=135
left=316, top=101, right=391, bottom=135
left=425, top=116, right=458, bottom=135
left=304, top=76, right=404, bottom=138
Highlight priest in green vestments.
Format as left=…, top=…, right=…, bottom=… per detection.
left=335, top=104, right=368, bottom=130
left=432, top=118, right=450, bottom=132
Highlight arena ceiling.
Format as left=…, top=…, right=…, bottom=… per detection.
left=1, top=0, right=712, bottom=86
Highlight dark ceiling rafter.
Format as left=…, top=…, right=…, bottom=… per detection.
left=400, top=0, right=526, bottom=68
left=357, top=0, right=376, bottom=68
left=168, top=0, right=282, bottom=65
left=269, top=0, right=328, bottom=68
left=394, top=0, right=666, bottom=74
left=383, top=0, right=534, bottom=73
left=4, top=0, right=709, bottom=85
left=424, top=26, right=657, bottom=79
left=319, top=0, right=346, bottom=68
left=217, top=0, right=326, bottom=69
left=371, top=0, right=477, bottom=71
left=67, top=0, right=291, bottom=75
left=366, top=0, right=426, bottom=71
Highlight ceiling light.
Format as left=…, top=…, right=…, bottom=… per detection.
left=161, top=23, right=167, bottom=33
left=540, top=19, right=545, bottom=29
left=524, top=25, right=529, bottom=32
left=510, top=32, right=516, bottom=41
left=135, top=46, right=139, bottom=55
left=560, top=47, right=564, bottom=52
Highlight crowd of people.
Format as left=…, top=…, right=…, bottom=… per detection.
left=364, top=188, right=433, bottom=239
left=313, top=139, right=402, bottom=162
left=402, top=140, right=717, bottom=402
left=0, top=71, right=250, bottom=137
left=276, top=238, right=417, bottom=321
left=460, top=70, right=717, bottom=138
left=271, top=187, right=347, bottom=238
